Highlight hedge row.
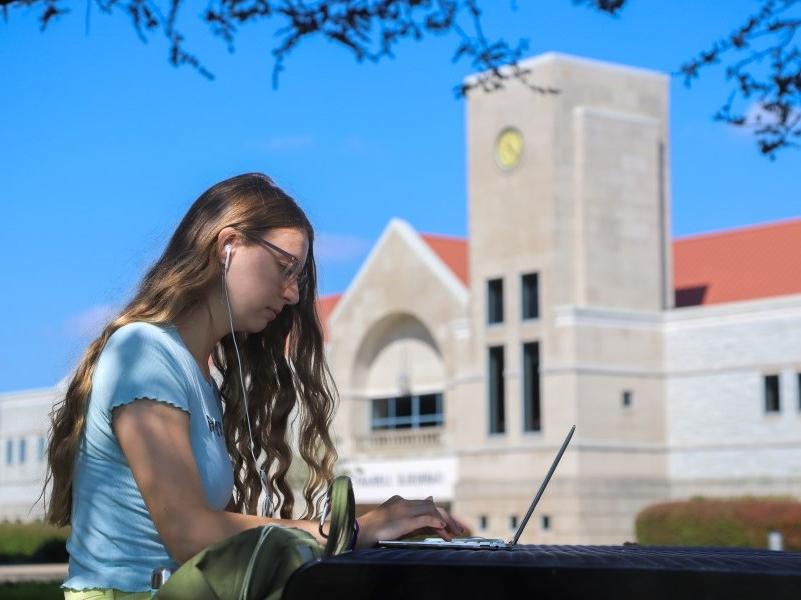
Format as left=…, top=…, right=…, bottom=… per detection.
left=635, top=497, right=801, bottom=551
left=0, top=522, right=69, bottom=564
left=0, top=583, right=64, bottom=600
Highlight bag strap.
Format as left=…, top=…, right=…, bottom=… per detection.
left=323, top=475, right=356, bottom=557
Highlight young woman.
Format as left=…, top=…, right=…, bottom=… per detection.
left=44, top=173, right=463, bottom=598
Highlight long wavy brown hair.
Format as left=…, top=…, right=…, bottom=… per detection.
left=42, top=173, right=338, bottom=526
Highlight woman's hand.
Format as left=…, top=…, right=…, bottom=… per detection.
left=354, top=495, right=468, bottom=549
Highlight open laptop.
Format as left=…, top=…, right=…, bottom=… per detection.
left=377, top=425, right=575, bottom=550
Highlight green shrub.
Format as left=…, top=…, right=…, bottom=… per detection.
left=31, top=538, right=69, bottom=564
left=0, top=583, right=64, bottom=600
left=0, top=522, right=69, bottom=564
left=636, top=497, right=801, bottom=550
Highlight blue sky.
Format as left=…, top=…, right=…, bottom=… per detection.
left=1, top=1, right=799, bottom=392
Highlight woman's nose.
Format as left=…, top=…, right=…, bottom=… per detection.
left=283, top=278, right=300, bottom=305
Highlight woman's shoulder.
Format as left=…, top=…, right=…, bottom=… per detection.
left=92, top=321, right=191, bottom=410
left=100, top=321, right=183, bottom=369
left=106, top=321, right=174, bottom=349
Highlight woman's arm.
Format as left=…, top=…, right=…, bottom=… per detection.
left=113, top=399, right=464, bottom=563
left=113, top=399, right=327, bottom=562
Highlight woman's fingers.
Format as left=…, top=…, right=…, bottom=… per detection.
left=435, top=505, right=466, bottom=535
left=418, top=497, right=464, bottom=536
left=381, top=514, right=447, bottom=541
left=410, top=514, right=450, bottom=536
left=451, top=515, right=471, bottom=536
left=358, top=494, right=468, bottom=546
left=403, top=498, right=464, bottom=537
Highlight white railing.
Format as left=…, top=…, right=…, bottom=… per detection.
left=354, top=427, right=443, bottom=451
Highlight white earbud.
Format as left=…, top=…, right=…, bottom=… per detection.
left=224, top=244, right=233, bottom=273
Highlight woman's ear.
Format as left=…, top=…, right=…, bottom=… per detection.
left=216, top=227, right=239, bottom=270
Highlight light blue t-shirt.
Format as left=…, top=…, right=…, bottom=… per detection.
left=63, top=322, right=234, bottom=592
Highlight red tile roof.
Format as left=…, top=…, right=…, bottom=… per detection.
left=673, top=218, right=801, bottom=307
left=316, top=293, right=342, bottom=340
left=419, top=234, right=469, bottom=286
left=315, top=218, right=801, bottom=330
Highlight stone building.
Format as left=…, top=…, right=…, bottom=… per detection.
left=320, top=53, right=801, bottom=544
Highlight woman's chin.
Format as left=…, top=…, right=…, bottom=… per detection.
left=253, top=312, right=275, bottom=331
left=235, top=309, right=277, bottom=334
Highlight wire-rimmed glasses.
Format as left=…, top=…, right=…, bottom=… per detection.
left=238, top=229, right=307, bottom=286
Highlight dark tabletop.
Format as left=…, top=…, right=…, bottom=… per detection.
left=284, top=544, right=801, bottom=600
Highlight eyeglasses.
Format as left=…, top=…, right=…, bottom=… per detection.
left=238, top=230, right=307, bottom=286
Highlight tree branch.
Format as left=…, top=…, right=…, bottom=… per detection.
left=679, top=0, right=801, bottom=158
left=1, top=0, right=556, bottom=95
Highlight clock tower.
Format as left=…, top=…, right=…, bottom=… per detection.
left=455, top=53, right=672, bottom=543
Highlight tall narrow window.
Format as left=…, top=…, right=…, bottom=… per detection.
left=523, top=342, right=541, bottom=432
left=38, top=437, right=46, bottom=461
left=489, top=346, right=506, bottom=434
left=798, top=372, right=801, bottom=411
left=521, top=273, right=539, bottom=320
left=487, top=278, right=504, bottom=324
left=18, top=438, right=26, bottom=464
left=765, top=374, right=781, bottom=413
left=5, top=440, right=12, bottom=465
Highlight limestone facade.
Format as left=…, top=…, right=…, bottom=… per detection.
left=328, top=53, right=801, bottom=544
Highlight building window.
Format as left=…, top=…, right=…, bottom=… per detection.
left=418, top=394, right=442, bottom=426
left=488, top=346, right=506, bottom=434
left=798, top=372, right=801, bottom=411
left=478, top=515, right=488, bottom=530
left=521, top=273, right=539, bottom=320
left=38, top=437, right=46, bottom=461
left=5, top=439, right=12, bottom=465
left=370, top=393, right=443, bottom=431
left=509, top=515, right=518, bottom=530
left=764, top=374, right=781, bottom=413
left=541, top=515, right=551, bottom=530
left=18, top=438, right=26, bottom=464
left=523, top=342, right=541, bottom=432
left=487, top=278, right=504, bottom=324
left=396, top=395, right=413, bottom=429
left=622, top=390, right=633, bottom=408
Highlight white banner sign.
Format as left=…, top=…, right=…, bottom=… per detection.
left=343, top=456, right=458, bottom=503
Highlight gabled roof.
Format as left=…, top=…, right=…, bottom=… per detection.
left=419, top=234, right=469, bottom=286
left=316, top=217, right=801, bottom=330
left=673, top=217, right=801, bottom=307
left=315, top=220, right=468, bottom=341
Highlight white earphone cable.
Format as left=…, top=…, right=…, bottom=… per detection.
left=222, top=256, right=271, bottom=517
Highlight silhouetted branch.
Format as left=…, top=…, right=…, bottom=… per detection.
left=3, top=0, right=801, bottom=156
left=0, top=0, right=545, bottom=92
left=572, top=0, right=626, bottom=16
left=679, top=0, right=801, bottom=158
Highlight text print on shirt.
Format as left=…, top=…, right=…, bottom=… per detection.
left=206, top=415, right=223, bottom=438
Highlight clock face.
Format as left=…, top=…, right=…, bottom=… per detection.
left=495, top=127, right=524, bottom=171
